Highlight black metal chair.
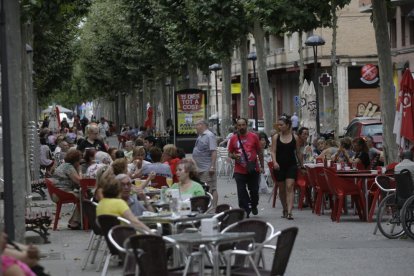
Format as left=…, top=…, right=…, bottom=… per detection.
left=214, top=208, right=246, bottom=232
left=96, top=215, right=132, bottom=275
left=190, top=195, right=211, bottom=213
left=123, top=234, right=195, bottom=276
left=222, top=219, right=275, bottom=271
left=215, top=203, right=231, bottom=214
left=81, top=200, right=102, bottom=270
left=229, top=227, right=299, bottom=276
left=108, top=225, right=151, bottom=276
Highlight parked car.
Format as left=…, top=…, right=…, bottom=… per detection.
left=343, top=117, right=383, bottom=150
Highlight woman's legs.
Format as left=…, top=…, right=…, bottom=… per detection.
left=278, top=181, right=287, bottom=215
left=286, top=178, right=296, bottom=215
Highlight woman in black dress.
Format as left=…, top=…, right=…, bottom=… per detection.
left=271, top=115, right=302, bottom=220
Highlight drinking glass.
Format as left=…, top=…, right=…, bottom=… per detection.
left=166, top=177, right=173, bottom=187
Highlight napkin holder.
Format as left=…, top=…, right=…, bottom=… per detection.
left=201, top=218, right=218, bottom=236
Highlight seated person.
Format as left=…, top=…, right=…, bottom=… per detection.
left=39, top=136, right=55, bottom=177
left=332, top=137, right=354, bottom=163
left=141, top=147, right=172, bottom=178
left=123, top=141, right=134, bottom=162
left=351, top=137, right=370, bottom=169
left=51, top=149, right=83, bottom=229
left=316, top=139, right=338, bottom=160
left=128, top=146, right=151, bottom=179
left=86, top=151, right=112, bottom=179
left=115, top=174, right=155, bottom=216
left=54, top=140, right=70, bottom=168
left=1, top=233, right=37, bottom=276
left=96, top=169, right=150, bottom=231
left=395, top=151, right=414, bottom=184
left=77, top=125, right=106, bottom=153
left=80, top=148, right=97, bottom=175
left=161, top=144, right=180, bottom=183
left=171, top=158, right=206, bottom=199
left=111, top=158, right=129, bottom=175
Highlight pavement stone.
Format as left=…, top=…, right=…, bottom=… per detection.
left=30, top=136, right=414, bottom=275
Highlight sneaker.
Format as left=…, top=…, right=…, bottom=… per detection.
left=251, top=207, right=258, bottom=215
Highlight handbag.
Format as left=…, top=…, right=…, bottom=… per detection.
left=237, top=134, right=257, bottom=175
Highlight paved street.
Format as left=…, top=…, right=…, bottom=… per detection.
left=30, top=137, right=414, bottom=275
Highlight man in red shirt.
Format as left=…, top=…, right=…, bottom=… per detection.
left=228, top=118, right=264, bottom=217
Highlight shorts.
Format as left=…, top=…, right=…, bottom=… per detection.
left=198, top=171, right=217, bottom=192
left=275, top=165, right=298, bottom=182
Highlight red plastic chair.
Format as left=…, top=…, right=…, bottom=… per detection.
left=323, top=168, right=365, bottom=222
left=79, top=178, right=96, bottom=229
left=309, top=166, right=334, bottom=216
left=45, top=178, right=80, bottom=230
left=151, top=175, right=167, bottom=189
left=268, top=161, right=279, bottom=208
left=296, top=170, right=308, bottom=210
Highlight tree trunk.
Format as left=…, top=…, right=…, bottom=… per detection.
left=188, top=63, right=198, bottom=89
left=298, top=32, right=305, bottom=122
left=252, top=21, right=273, bottom=134
left=372, top=0, right=398, bottom=164
left=0, top=0, right=26, bottom=241
left=221, top=58, right=232, bottom=138
left=239, top=35, right=249, bottom=119
left=331, top=3, right=340, bottom=139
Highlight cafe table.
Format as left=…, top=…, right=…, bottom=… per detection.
left=139, top=213, right=214, bottom=234
left=167, top=232, right=255, bottom=276
left=336, top=170, right=378, bottom=221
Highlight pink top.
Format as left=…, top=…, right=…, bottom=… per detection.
left=2, top=255, right=35, bottom=276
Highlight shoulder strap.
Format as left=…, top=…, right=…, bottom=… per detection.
left=237, top=134, right=249, bottom=161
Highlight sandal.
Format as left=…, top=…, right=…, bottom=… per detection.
left=281, top=210, right=288, bottom=218
left=287, top=213, right=294, bottom=220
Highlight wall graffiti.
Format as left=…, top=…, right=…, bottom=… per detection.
left=356, top=101, right=380, bottom=117
left=300, top=98, right=317, bottom=116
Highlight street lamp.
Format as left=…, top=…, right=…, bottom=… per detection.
left=209, top=63, right=222, bottom=136
left=305, top=35, right=325, bottom=135
left=165, top=80, right=172, bottom=121
left=247, top=52, right=258, bottom=131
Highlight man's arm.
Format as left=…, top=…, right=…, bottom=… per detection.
left=210, top=150, right=217, bottom=171
left=294, top=134, right=303, bottom=167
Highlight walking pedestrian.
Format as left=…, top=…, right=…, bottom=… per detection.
left=291, top=112, right=299, bottom=132
left=271, top=115, right=302, bottom=220
left=192, top=119, right=218, bottom=207
left=228, top=118, right=264, bottom=217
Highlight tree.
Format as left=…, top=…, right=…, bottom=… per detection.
left=371, top=0, right=398, bottom=164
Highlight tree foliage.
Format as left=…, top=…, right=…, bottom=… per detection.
left=21, top=0, right=91, bottom=104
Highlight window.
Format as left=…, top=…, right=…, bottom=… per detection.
left=287, top=34, right=293, bottom=51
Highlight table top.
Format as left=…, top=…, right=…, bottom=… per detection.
left=337, top=172, right=378, bottom=178
left=167, top=232, right=255, bottom=245
left=139, top=213, right=213, bottom=224
left=336, top=169, right=372, bottom=174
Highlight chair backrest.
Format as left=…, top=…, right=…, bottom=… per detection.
left=215, top=208, right=246, bottom=232
left=305, top=167, right=318, bottom=188
left=97, top=215, right=123, bottom=255
left=79, top=178, right=96, bottom=199
left=314, top=167, right=332, bottom=193
left=124, top=235, right=168, bottom=276
left=323, top=168, right=359, bottom=194
left=190, top=195, right=210, bottom=213
left=267, top=161, right=278, bottom=184
left=395, top=169, right=414, bottom=207
left=222, top=219, right=271, bottom=244
left=107, top=225, right=138, bottom=253
left=215, top=204, right=231, bottom=214
left=270, top=227, right=298, bottom=275
left=82, top=200, right=100, bottom=235
left=45, top=178, right=77, bottom=203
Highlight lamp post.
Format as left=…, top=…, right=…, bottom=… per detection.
left=247, top=52, right=258, bottom=131
left=209, top=63, right=222, bottom=136
left=165, top=80, right=172, bottom=121
left=305, top=35, right=325, bottom=135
